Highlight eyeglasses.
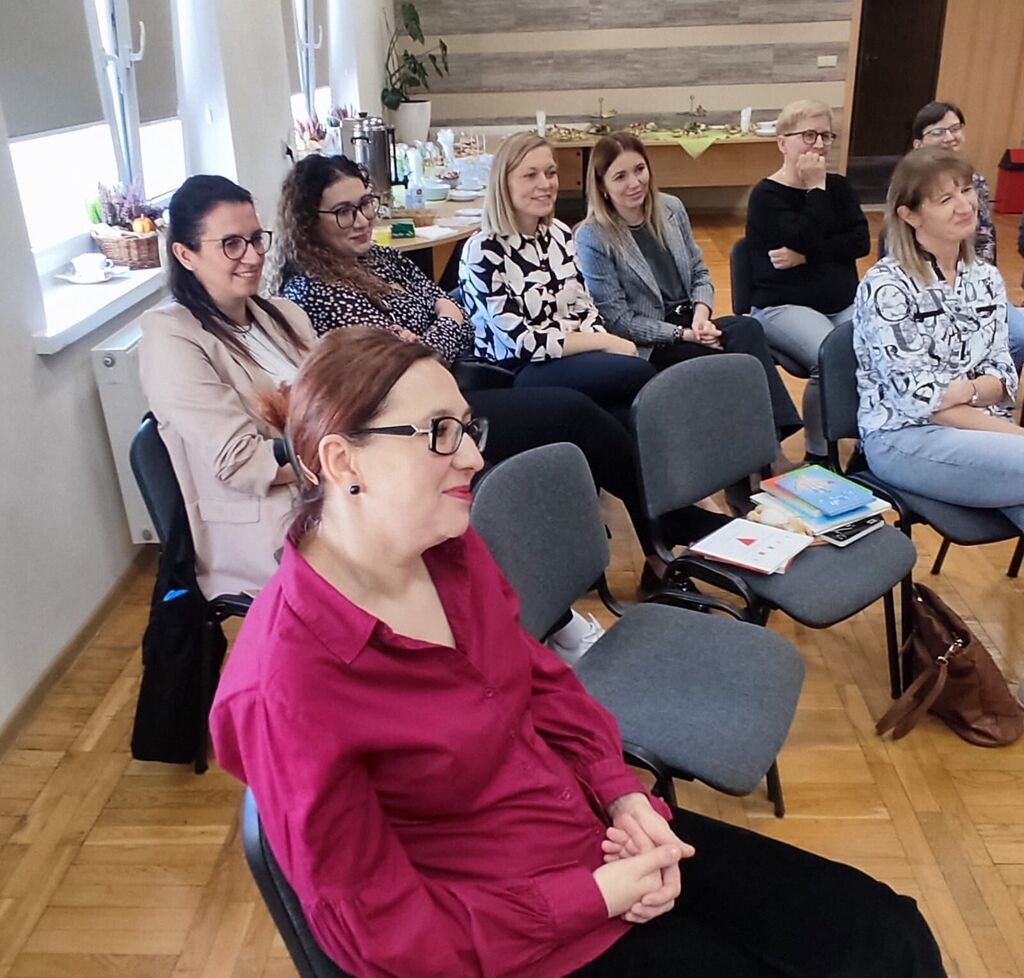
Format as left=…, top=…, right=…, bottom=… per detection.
left=200, top=230, right=273, bottom=260
left=354, top=416, right=489, bottom=456
left=318, top=194, right=381, bottom=230
left=782, top=129, right=837, bottom=146
left=923, top=122, right=964, bottom=139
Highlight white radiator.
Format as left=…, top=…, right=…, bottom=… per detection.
left=92, top=320, right=156, bottom=544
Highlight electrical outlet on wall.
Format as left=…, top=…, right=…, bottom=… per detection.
left=817, top=55, right=838, bottom=68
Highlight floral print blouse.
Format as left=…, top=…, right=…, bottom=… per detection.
left=973, top=172, right=996, bottom=266
left=458, top=219, right=606, bottom=362
left=281, top=245, right=472, bottom=362
left=853, top=256, right=1017, bottom=438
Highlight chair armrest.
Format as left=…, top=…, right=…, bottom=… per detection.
left=665, top=554, right=761, bottom=617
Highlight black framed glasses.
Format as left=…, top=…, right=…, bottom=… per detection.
left=201, top=229, right=273, bottom=260
left=354, top=416, right=489, bottom=456
left=782, top=129, right=837, bottom=146
left=923, top=122, right=964, bottom=140
left=318, top=194, right=381, bottom=229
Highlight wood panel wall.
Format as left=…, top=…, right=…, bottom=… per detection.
left=935, top=0, right=1024, bottom=191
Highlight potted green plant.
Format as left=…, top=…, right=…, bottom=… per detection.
left=382, top=2, right=449, bottom=144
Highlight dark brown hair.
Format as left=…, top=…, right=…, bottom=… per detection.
left=268, top=154, right=394, bottom=304
left=261, top=327, right=439, bottom=542
left=167, top=175, right=310, bottom=365
left=912, top=101, right=965, bottom=142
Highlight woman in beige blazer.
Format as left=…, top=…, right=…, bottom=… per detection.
left=140, top=175, right=315, bottom=598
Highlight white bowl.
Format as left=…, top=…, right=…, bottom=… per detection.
left=423, top=183, right=450, bottom=201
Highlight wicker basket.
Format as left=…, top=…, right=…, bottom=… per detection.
left=387, top=208, right=437, bottom=227
left=92, top=230, right=161, bottom=270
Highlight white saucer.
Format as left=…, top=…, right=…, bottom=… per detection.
left=57, top=265, right=130, bottom=285
left=455, top=207, right=483, bottom=218
left=449, top=189, right=482, bottom=201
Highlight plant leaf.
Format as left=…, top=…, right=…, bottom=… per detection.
left=440, top=39, right=449, bottom=73
left=402, top=2, right=424, bottom=44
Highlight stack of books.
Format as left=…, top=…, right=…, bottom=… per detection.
left=754, top=465, right=890, bottom=547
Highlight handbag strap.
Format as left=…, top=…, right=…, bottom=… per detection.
left=875, top=658, right=950, bottom=740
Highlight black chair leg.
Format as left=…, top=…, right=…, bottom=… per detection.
left=766, top=760, right=785, bottom=819
left=930, top=537, right=952, bottom=575
left=1008, top=538, right=1024, bottom=579
left=194, top=617, right=215, bottom=775
left=883, top=589, right=902, bottom=699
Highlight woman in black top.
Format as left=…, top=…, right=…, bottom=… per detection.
left=745, top=99, right=869, bottom=460
left=270, top=154, right=714, bottom=592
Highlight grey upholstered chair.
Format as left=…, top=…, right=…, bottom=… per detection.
left=242, top=788, right=352, bottom=978
left=470, top=442, right=804, bottom=817
left=818, top=322, right=1024, bottom=581
left=729, top=237, right=808, bottom=379
left=631, top=354, right=918, bottom=698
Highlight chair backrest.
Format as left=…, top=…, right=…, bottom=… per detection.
left=818, top=321, right=861, bottom=443
left=632, top=354, right=777, bottom=519
left=241, top=788, right=354, bottom=978
left=729, top=237, right=753, bottom=315
left=469, top=443, right=608, bottom=641
left=129, top=413, right=185, bottom=547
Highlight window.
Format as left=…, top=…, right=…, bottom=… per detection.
left=283, top=0, right=329, bottom=123
left=1, top=0, right=185, bottom=254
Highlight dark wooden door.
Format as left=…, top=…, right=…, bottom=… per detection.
left=849, top=0, right=948, bottom=157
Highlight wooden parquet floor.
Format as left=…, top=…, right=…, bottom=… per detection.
left=1, top=214, right=1022, bottom=978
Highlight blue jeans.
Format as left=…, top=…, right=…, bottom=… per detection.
left=864, top=424, right=1024, bottom=531
left=1006, top=303, right=1024, bottom=376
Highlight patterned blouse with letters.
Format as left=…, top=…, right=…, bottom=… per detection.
left=853, top=256, right=1017, bottom=438
left=281, top=245, right=472, bottom=362
left=458, top=219, right=606, bottom=362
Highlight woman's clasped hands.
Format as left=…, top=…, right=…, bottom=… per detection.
left=594, top=792, right=695, bottom=924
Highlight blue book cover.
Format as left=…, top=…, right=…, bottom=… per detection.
left=766, top=465, right=875, bottom=517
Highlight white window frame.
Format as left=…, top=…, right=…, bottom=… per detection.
left=290, top=0, right=323, bottom=120
left=84, top=0, right=147, bottom=188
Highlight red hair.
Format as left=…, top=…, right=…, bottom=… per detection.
left=261, top=328, right=439, bottom=541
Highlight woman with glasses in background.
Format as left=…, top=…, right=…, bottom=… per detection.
left=139, top=174, right=315, bottom=598
left=745, top=99, right=870, bottom=462
left=911, top=100, right=1024, bottom=375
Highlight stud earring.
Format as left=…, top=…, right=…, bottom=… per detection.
left=348, top=485, right=361, bottom=495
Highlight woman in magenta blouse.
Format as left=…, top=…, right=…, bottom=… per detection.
left=210, top=328, right=944, bottom=978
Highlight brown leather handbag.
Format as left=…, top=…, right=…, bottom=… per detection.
left=875, top=584, right=1024, bottom=746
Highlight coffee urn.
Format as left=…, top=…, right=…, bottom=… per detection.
left=351, top=116, right=402, bottom=204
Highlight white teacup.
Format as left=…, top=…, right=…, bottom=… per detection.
left=72, top=252, right=113, bottom=281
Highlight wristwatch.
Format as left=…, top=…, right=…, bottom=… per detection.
left=672, top=323, right=689, bottom=343
left=969, top=381, right=980, bottom=406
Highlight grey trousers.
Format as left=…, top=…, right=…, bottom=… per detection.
left=751, top=304, right=855, bottom=456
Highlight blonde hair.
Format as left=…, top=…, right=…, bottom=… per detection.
left=482, top=132, right=556, bottom=236
left=583, top=132, right=668, bottom=245
left=775, top=99, right=833, bottom=135
left=885, top=146, right=976, bottom=283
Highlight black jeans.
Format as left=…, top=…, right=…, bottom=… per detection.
left=510, top=351, right=657, bottom=428
left=649, top=315, right=803, bottom=442
left=464, top=386, right=721, bottom=555
left=570, top=808, right=946, bottom=978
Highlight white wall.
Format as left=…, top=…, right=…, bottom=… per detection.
left=0, top=1, right=297, bottom=732
left=329, top=0, right=390, bottom=116
left=0, top=97, right=138, bottom=728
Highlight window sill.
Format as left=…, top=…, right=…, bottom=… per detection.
left=33, top=267, right=164, bottom=355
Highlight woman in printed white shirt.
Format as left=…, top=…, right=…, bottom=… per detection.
left=459, top=133, right=656, bottom=423
left=853, top=147, right=1024, bottom=531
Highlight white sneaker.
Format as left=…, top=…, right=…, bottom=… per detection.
left=547, top=611, right=605, bottom=667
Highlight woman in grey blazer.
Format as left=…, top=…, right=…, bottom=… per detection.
left=576, top=133, right=801, bottom=442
